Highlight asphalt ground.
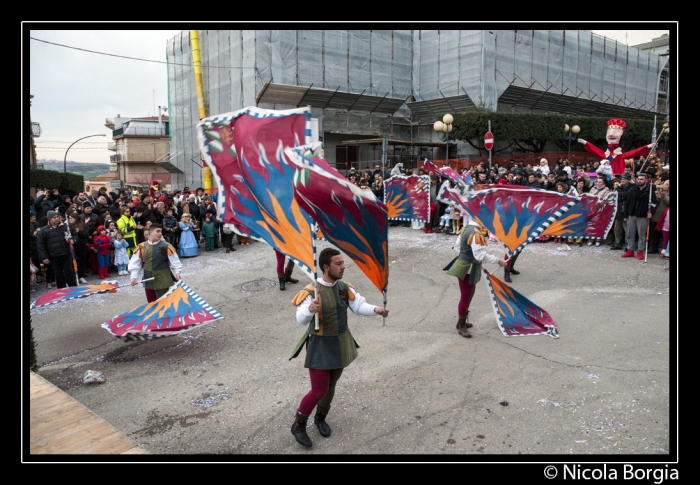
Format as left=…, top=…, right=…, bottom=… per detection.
left=24, top=227, right=675, bottom=464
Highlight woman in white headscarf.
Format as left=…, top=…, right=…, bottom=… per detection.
left=538, top=158, right=550, bottom=177
left=390, top=162, right=404, bottom=177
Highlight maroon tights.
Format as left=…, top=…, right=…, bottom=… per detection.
left=298, top=368, right=343, bottom=416
left=275, top=250, right=285, bottom=275
left=457, top=277, right=476, bottom=316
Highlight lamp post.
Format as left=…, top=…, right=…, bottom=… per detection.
left=64, top=134, right=107, bottom=173
left=434, top=114, right=453, bottom=167
left=564, top=124, right=580, bottom=163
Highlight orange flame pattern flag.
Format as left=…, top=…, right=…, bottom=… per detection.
left=30, top=281, right=119, bottom=310
left=484, top=269, right=558, bottom=338
left=197, top=107, right=317, bottom=279
left=101, top=280, right=222, bottom=342
left=286, top=146, right=389, bottom=294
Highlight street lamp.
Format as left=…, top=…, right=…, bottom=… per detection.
left=564, top=124, right=580, bottom=163
left=434, top=114, right=453, bottom=167
left=64, top=134, right=107, bottom=173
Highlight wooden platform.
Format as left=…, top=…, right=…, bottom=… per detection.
left=29, top=372, right=149, bottom=454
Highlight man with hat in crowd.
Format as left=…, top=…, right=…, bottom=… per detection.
left=621, top=171, right=657, bottom=260
left=609, top=172, right=633, bottom=250
left=577, top=119, right=655, bottom=176
left=81, top=202, right=100, bottom=235
left=512, top=168, right=528, bottom=186
left=37, top=210, right=78, bottom=289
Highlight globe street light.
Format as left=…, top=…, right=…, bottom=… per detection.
left=564, top=124, right=580, bottom=163
left=434, top=114, right=453, bottom=167
left=64, top=134, right=107, bottom=173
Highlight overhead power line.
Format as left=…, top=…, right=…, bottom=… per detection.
left=30, top=36, right=253, bottom=69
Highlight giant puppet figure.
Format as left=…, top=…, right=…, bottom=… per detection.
left=577, top=119, right=655, bottom=176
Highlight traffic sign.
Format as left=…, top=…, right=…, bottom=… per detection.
left=484, top=131, right=494, bottom=151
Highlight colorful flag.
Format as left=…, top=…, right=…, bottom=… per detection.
left=461, top=186, right=580, bottom=257
left=423, top=160, right=447, bottom=179
left=383, top=175, right=430, bottom=222
left=101, top=280, right=222, bottom=342
left=197, top=107, right=317, bottom=279
left=30, top=281, right=119, bottom=310
left=541, top=191, right=618, bottom=241
left=286, top=146, right=389, bottom=294
left=484, top=269, right=558, bottom=338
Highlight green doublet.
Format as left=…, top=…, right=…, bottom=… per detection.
left=289, top=281, right=360, bottom=369
left=139, top=240, right=176, bottom=290
left=445, top=225, right=483, bottom=284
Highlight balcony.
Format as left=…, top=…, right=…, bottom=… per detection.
left=112, top=126, right=169, bottom=138
left=32, top=122, right=42, bottom=138
left=110, top=154, right=122, bottom=163
left=107, top=142, right=117, bottom=151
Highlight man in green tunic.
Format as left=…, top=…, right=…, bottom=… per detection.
left=128, top=223, right=183, bottom=303
left=288, top=247, right=389, bottom=447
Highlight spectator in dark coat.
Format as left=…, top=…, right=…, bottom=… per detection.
left=81, top=202, right=100, bottom=236
left=33, top=190, right=58, bottom=220
left=37, top=210, right=78, bottom=288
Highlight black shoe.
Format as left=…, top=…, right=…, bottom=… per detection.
left=285, top=275, right=299, bottom=284
left=610, top=245, right=622, bottom=250
left=509, top=268, right=520, bottom=275
left=279, top=277, right=286, bottom=291
left=504, top=272, right=512, bottom=283
left=314, top=407, right=332, bottom=438
left=291, top=412, right=312, bottom=447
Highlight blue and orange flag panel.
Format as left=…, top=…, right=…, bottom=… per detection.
left=541, top=191, right=617, bottom=240
left=30, top=281, right=120, bottom=310
left=484, top=269, right=558, bottom=338
left=286, top=146, right=389, bottom=294
left=461, top=186, right=580, bottom=257
left=383, top=175, right=430, bottom=222
left=101, top=280, right=223, bottom=342
left=197, top=107, right=317, bottom=280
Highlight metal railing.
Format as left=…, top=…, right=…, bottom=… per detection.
left=112, top=126, right=169, bottom=137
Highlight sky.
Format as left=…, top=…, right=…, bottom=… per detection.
left=26, top=26, right=671, bottom=165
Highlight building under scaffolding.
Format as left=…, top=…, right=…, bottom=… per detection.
left=164, top=29, right=669, bottom=188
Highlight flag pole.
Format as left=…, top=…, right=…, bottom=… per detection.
left=63, top=220, right=79, bottom=287
left=643, top=122, right=668, bottom=262
left=312, top=224, right=320, bottom=331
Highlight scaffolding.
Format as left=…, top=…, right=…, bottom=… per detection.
left=165, top=29, right=668, bottom=189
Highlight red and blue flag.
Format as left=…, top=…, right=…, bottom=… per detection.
left=383, top=175, right=430, bottom=222
left=286, top=146, right=389, bottom=294
left=484, top=269, right=558, bottom=338
left=30, top=281, right=119, bottom=310
left=101, top=280, right=222, bottom=342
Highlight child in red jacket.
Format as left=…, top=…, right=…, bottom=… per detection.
left=94, top=225, right=113, bottom=279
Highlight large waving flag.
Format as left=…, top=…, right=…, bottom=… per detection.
left=461, top=186, right=580, bottom=257
left=102, top=280, right=222, bottom=342
left=383, top=175, right=430, bottom=221
left=541, top=191, right=618, bottom=241
left=196, top=116, right=267, bottom=237
left=286, top=146, right=389, bottom=294
left=30, top=281, right=119, bottom=310
left=424, top=160, right=471, bottom=190
left=197, top=107, right=317, bottom=279
left=484, top=269, right=558, bottom=338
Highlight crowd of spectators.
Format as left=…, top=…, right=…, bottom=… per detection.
left=29, top=156, right=671, bottom=292
left=29, top=185, right=243, bottom=291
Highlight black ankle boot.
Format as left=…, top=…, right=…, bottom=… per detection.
left=284, top=260, right=299, bottom=284
left=279, top=276, right=286, bottom=291
left=509, top=267, right=520, bottom=275
left=314, top=406, right=331, bottom=437
left=291, top=411, right=312, bottom=447
left=504, top=270, right=512, bottom=283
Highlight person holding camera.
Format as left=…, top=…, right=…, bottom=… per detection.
left=116, top=206, right=138, bottom=257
